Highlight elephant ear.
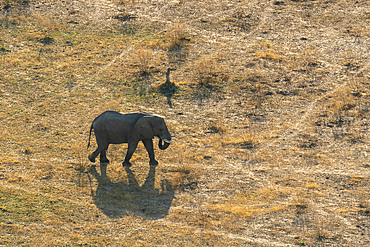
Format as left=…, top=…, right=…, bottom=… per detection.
left=134, top=116, right=154, bottom=139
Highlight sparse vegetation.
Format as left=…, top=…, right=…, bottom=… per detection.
left=133, top=48, right=153, bottom=74
left=1, top=0, right=370, bottom=245
left=192, top=56, right=227, bottom=85
left=164, top=21, right=189, bottom=50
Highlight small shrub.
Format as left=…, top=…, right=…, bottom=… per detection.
left=192, top=56, right=226, bottom=85
left=2, top=1, right=12, bottom=10
left=170, top=165, right=198, bottom=191
left=299, top=133, right=318, bottom=149
left=165, top=22, right=189, bottom=50
left=133, top=48, right=153, bottom=74
left=0, top=46, right=10, bottom=52
left=24, top=147, right=32, bottom=155
left=39, top=35, right=54, bottom=44
left=240, top=131, right=256, bottom=149
left=253, top=40, right=286, bottom=61
left=207, top=117, right=226, bottom=134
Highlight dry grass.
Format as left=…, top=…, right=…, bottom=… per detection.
left=1, top=0, right=370, bottom=245
left=132, top=48, right=153, bottom=74
left=164, top=21, right=189, bottom=51
left=192, top=56, right=228, bottom=85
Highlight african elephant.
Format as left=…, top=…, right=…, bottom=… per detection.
left=87, top=111, right=172, bottom=167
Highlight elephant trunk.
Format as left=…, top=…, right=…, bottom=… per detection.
left=158, top=138, right=171, bottom=150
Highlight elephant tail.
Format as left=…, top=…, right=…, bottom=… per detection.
left=87, top=122, right=94, bottom=149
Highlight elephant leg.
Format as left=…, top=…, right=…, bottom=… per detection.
left=89, top=146, right=108, bottom=163
left=88, top=147, right=100, bottom=163
left=123, top=141, right=138, bottom=167
left=89, top=134, right=109, bottom=163
left=142, top=139, right=158, bottom=166
left=100, top=148, right=110, bottom=164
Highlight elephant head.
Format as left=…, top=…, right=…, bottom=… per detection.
left=134, top=115, right=172, bottom=150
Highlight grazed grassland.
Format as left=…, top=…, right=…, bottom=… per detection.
left=1, top=0, right=370, bottom=246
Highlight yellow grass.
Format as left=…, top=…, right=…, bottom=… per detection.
left=1, top=0, right=370, bottom=245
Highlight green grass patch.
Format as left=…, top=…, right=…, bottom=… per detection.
left=0, top=186, right=71, bottom=224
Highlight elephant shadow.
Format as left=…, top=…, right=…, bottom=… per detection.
left=88, top=164, right=174, bottom=220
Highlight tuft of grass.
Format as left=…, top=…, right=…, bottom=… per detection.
left=169, top=164, right=199, bottom=191
left=112, top=0, right=134, bottom=6
left=39, top=35, right=54, bottom=44
left=0, top=46, right=11, bottom=52
left=71, top=144, right=90, bottom=174
left=192, top=56, right=226, bottom=85
left=357, top=189, right=370, bottom=211
left=131, top=48, right=153, bottom=74
left=318, top=85, right=357, bottom=123
left=207, top=119, right=226, bottom=134
left=252, top=40, right=286, bottom=61
left=164, top=21, right=189, bottom=50
left=1, top=0, right=370, bottom=245
left=255, top=51, right=285, bottom=61
left=290, top=189, right=312, bottom=211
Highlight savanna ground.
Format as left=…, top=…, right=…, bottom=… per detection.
left=0, top=0, right=370, bottom=245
